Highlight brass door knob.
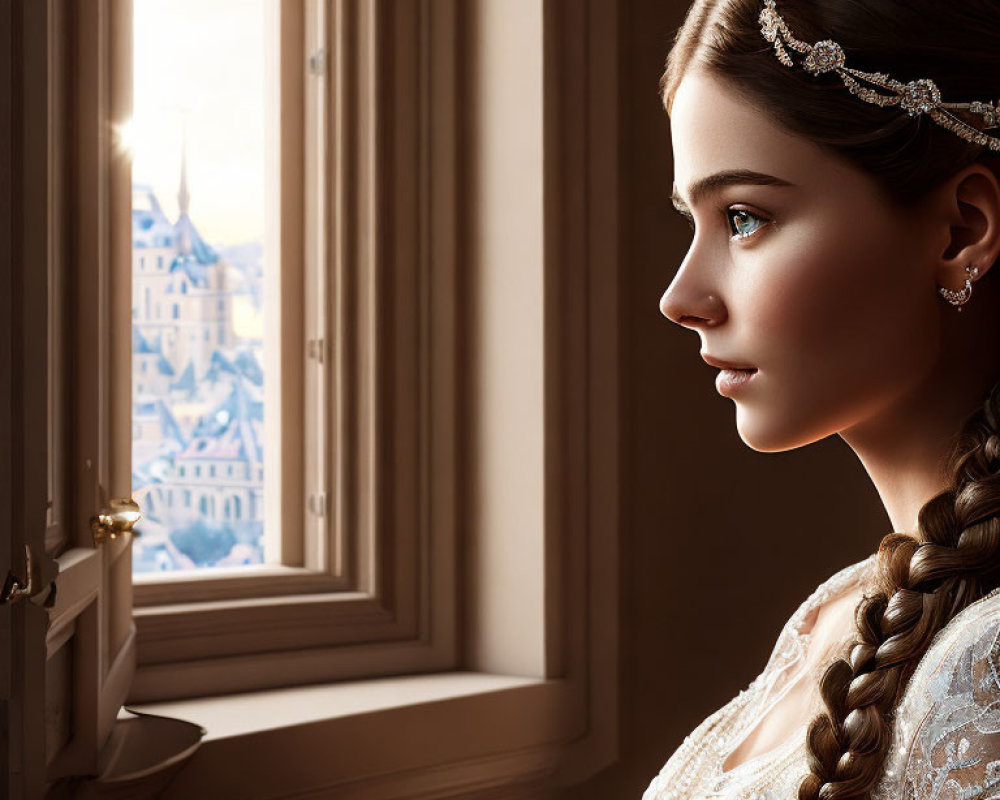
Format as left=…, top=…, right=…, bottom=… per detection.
left=90, top=498, right=142, bottom=546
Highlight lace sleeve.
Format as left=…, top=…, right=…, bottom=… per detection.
left=877, top=600, right=1000, bottom=800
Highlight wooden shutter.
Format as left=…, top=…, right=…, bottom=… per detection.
left=2, top=2, right=136, bottom=797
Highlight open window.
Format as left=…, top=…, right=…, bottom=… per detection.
left=127, top=0, right=462, bottom=702
left=4, top=0, right=623, bottom=796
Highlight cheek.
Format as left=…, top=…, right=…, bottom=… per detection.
left=736, top=233, right=879, bottom=361
left=737, top=228, right=935, bottom=421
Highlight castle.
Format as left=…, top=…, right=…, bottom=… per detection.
left=131, top=147, right=265, bottom=572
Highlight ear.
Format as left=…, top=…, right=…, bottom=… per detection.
left=931, top=163, right=1000, bottom=291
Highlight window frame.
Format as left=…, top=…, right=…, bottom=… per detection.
left=129, top=0, right=461, bottom=701
left=125, top=0, right=623, bottom=793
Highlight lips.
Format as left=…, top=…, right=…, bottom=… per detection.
left=701, top=352, right=758, bottom=397
left=700, top=352, right=757, bottom=372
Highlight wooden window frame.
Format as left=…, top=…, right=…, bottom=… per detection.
left=128, top=0, right=461, bottom=700
left=50, top=0, right=625, bottom=794
left=140, top=0, right=623, bottom=791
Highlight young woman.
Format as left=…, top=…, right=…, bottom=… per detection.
left=644, top=1, right=1000, bottom=798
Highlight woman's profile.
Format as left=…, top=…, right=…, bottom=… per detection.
left=644, top=0, right=1000, bottom=797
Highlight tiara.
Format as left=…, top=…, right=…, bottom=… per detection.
left=758, top=0, right=1000, bottom=152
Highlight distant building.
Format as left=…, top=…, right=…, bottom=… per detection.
left=132, top=147, right=243, bottom=379
left=131, top=146, right=265, bottom=571
left=173, top=372, right=264, bottom=530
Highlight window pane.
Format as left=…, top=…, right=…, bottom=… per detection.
left=130, top=0, right=272, bottom=574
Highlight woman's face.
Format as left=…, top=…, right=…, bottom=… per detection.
left=662, top=68, right=944, bottom=452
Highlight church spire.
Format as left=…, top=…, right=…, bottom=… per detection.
left=170, top=113, right=218, bottom=265
left=177, top=121, right=190, bottom=218
left=176, top=119, right=192, bottom=255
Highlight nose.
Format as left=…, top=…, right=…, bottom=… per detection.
left=659, top=272, right=726, bottom=329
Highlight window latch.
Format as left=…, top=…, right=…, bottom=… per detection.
left=308, top=47, right=326, bottom=76
left=307, top=493, right=328, bottom=517
left=307, top=338, right=326, bottom=364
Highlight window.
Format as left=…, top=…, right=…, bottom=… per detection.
left=127, top=0, right=470, bottom=697
left=17, top=0, right=620, bottom=796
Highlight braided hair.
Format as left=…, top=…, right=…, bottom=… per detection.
left=661, top=0, right=1000, bottom=796
left=799, top=379, right=1000, bottom=798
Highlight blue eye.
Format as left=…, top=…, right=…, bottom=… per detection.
left=726, top=207, right=768, bottom=240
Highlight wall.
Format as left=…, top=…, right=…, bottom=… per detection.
left=569, top=0, right=890, bottom=795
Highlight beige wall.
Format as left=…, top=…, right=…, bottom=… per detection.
left=569, top=0, right=890, bottom=795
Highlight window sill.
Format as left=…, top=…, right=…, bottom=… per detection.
left=130, top=672, right=579, bottom=799
left=133, top=564, right=345, bottom=607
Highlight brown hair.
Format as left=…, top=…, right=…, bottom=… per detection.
left=661, top=1, right=1000, bottom=797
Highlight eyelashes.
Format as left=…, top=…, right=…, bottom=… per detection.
left=726, top=206, right=770, bottom=240
left=673, top=204, right=772, bottom=242
left=673, top=202, right=695, bottom=230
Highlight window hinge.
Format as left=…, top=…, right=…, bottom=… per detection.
left=307, top=493, right=328, bottom=517
left=308, top=47, right=326, bottom=76
left=1, top=544, right=56, bottom=608
left=307, top=337, right=325, bottom=364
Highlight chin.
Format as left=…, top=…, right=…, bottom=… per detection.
left=734, top=408, right=831, bottom=453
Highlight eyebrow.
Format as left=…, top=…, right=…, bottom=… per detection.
left=670, top=169, right=796, bottom=214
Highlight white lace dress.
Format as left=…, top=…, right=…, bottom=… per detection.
left=642, top=555, right=1000, bottom=800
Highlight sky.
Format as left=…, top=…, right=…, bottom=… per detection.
left=132, top=0, right=271, bottom=245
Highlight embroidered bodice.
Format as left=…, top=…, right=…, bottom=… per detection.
left=642, top=555, right=1000, bottom=799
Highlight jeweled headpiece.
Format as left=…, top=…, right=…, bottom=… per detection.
left=758, top=0, right=1000, bottom=152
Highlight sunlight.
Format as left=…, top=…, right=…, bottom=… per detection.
left=114, top=118, right=136, bottom=158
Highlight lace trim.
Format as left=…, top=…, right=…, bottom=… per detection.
left=642, top=555, right=876, bottom=799
left=643, top=556, right=1000, bottom=800
left=874, top=586, right=1000, bottom=800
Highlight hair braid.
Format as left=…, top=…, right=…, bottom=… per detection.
left=798, top=380, right=1000, bottom=800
